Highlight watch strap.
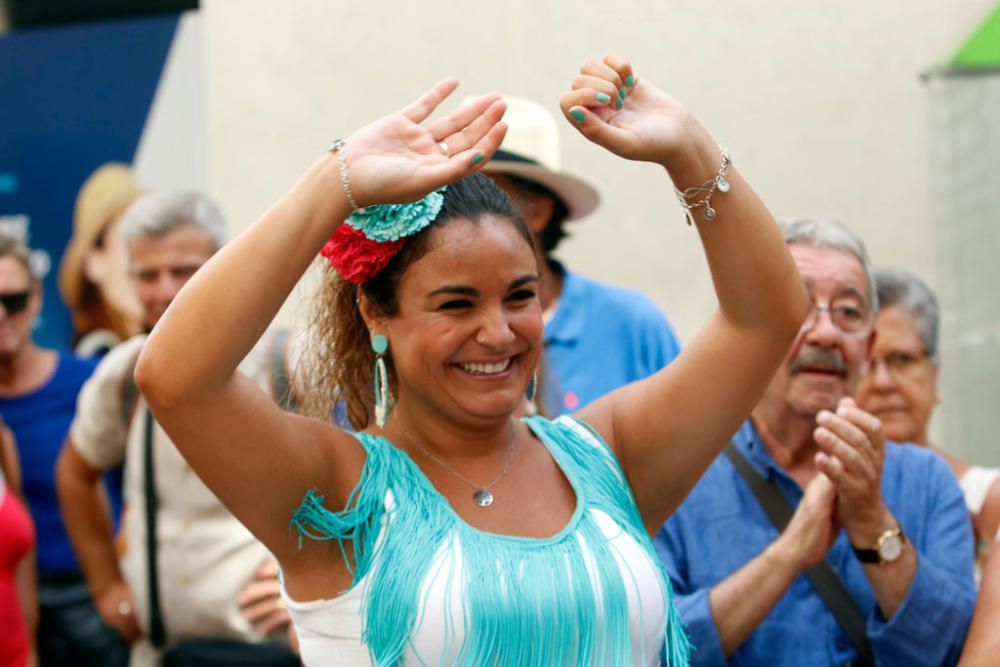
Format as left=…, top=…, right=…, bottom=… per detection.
left=851, top=527, right=905, bottom=565
left=852, top=546, right=881, bottom=563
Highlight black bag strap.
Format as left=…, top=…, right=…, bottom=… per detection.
left=143, top=408, right=168, bottom=648
left=122, top=357, right=140, bottom=427
left=724, top=442, right=875, bottom=667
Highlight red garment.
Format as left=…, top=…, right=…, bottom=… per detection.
left=0, top=485, right=34, bottom=667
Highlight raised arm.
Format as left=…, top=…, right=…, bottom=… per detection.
left=135, top=81, right=507, bottom=559
left=564, top=54, right=808, bottom=531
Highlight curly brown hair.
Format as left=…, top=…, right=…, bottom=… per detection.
left=297, top=173, right=534, bottom=430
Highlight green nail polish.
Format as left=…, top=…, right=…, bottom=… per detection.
left=625, top=75, right=634, bottom=87
left=618, top=86, right=626, bottom=100
left=615, top=98, right=623, bottom=110
left=596, top=92, right=611, bottom=103
left=570, top=109, right=586, bottom=124
left=472, top=154, right=484, bottom=165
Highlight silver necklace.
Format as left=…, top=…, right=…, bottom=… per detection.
left=396, top=416, right=517, bottom=508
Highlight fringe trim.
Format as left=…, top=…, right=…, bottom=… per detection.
left=288, top=415, right=691, bottom=666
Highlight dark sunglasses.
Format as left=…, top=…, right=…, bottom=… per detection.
left=0, top=290, right=30, bottom=313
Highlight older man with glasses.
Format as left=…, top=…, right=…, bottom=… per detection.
left=654, top=218, right=975, bottom=666
left=857, top=269, right=1000, bottom=577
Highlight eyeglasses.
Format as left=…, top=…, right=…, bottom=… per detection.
left=868, top=350, right=932, bottom=380
left=0, top=290, right=29, bottom=314
left=800, top=299, right=873, bottom=338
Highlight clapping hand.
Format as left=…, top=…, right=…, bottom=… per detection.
left=341, top=80, right=507, bottom=208
left=777, top=473, right=840, bottom=570
left=813, top=397, right=895, bottom=543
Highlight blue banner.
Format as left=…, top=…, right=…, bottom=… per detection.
left=0, top=14, right=179, bottom=347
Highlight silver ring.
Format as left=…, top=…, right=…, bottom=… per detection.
left=438, top=141, right=450, bottom=156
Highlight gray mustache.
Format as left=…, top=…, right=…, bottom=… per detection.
left=789, top=346, right=848, bottom=377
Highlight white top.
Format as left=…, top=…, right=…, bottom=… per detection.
left=284, top=500, right=666, bottom=666
left=282, top=419, right=669, bottom=666
left=959, top=465, right=1000, bottom=516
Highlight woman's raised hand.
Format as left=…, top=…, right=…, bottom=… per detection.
left=341, top=79, right=507, bottom=207
left=560, top=53, right=713, bottom=171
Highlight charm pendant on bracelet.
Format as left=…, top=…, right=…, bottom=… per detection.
left=674, top=146, right=732, bottom=225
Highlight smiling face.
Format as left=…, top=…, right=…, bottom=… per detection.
left=367, top=215, right=542, bottom=425
left=757, top=244, right=875, bottom=424
left=855, top=306, right=938, bottom=444
left=0, top=255, right=39, bottom=360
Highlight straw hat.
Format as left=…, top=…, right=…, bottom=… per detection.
left=475, top=96, right=599, bottom=221
left=58, top=163, right=144, bottom=308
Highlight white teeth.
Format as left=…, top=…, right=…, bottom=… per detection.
left=459, top=359, right=512, bottom=375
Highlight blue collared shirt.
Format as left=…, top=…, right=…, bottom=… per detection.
left=542, top=263, right=681, bottom=414
left=655, top=421, right=975, bottom=666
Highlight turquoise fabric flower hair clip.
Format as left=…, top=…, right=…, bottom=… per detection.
left=344, top=187, right=447, bottom=242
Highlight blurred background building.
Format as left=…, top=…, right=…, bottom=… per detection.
left=1, top=0, right=997, bottom=464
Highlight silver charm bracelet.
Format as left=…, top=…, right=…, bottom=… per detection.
left=673, top=146, right=731, bottom=225
left=328, top=138, right=365, bottom=213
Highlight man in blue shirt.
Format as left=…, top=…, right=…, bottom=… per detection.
left=481, top=96, right=681, bottom=414
left=655, top=218, right=975, bottom=666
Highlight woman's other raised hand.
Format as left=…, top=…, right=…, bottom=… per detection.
left=560, top=53, right=715, bottom=173
left=341, top=79, right=507, bottom=208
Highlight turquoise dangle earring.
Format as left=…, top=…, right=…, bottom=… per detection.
left=372, top=334, right=389, bottom=428
left=527, top=371, right=538, bottom=403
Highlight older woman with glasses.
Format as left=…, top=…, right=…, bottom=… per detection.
left=856, top=269, right=1000, bottom=569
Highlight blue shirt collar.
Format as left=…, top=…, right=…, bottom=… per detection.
left=733, top=419, right=787, bottom=482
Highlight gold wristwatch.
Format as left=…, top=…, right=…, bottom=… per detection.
left=852, top=526, right=907, bottom=565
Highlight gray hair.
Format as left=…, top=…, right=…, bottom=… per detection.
left=874, top=268, right=940, bottom=364
left=120, top=191, right=227, bottom=255
left=779, top=217, right=878, bottom=313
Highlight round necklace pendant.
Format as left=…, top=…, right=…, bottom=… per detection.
left=472, top=489, right=494, bottom=508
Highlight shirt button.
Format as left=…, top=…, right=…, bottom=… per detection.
left=835, top=640, right=847, bottom=651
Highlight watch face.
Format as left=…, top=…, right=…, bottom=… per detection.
left=879, top=534, right=903, bottom=562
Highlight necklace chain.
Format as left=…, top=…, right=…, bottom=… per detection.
left=396, top=415, right=517, bottom=506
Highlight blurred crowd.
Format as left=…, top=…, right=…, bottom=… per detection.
left=1, top=95, right=998, bottom=667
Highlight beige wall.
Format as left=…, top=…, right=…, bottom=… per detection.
left=202, top=0, right=996, bottom=454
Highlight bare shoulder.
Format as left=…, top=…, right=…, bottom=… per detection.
left=294, top=415, right=370, bottom=507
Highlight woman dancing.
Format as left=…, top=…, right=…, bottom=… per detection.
left=136, top=53, right=807, bottom=665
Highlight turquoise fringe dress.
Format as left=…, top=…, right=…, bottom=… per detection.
left=289, top=415, right=691, bottom=666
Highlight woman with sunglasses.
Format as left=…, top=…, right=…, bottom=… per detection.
left=136, top=53, right=807, bottom=665
left=0, top=228, right=129, bottom=665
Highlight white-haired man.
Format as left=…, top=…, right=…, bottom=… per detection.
left=56, top=191, right=297, bottom=666
left=655, top=218, right=975, bottom=666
